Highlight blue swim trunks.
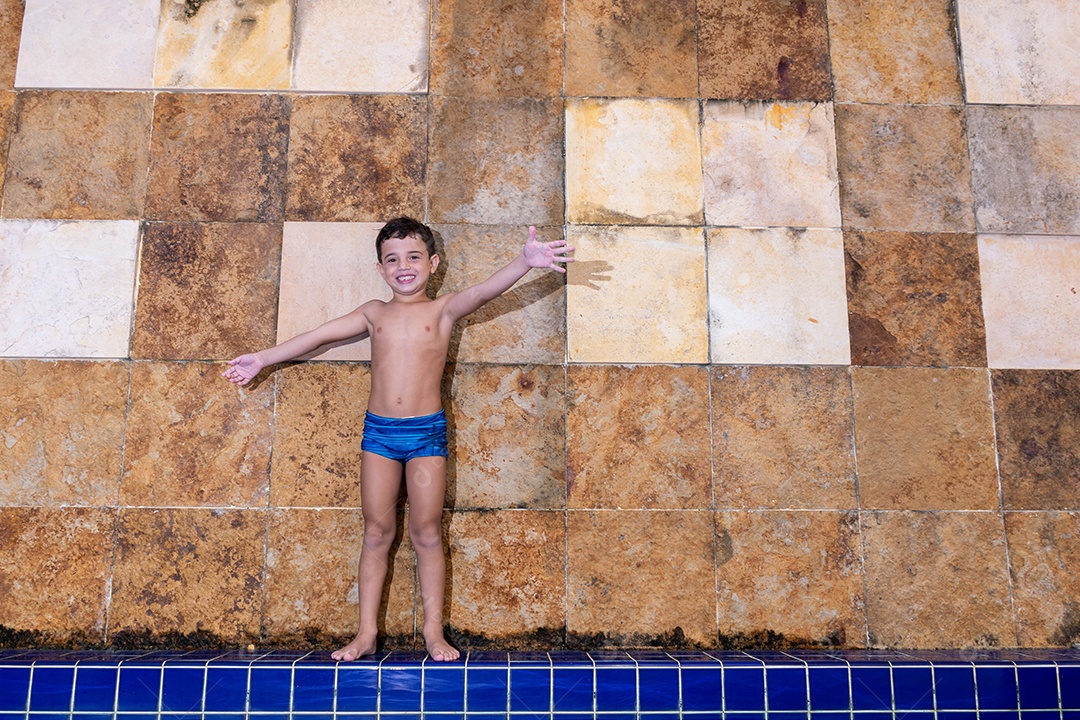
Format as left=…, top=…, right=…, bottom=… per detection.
left=361, top=410, right=449, bottom=463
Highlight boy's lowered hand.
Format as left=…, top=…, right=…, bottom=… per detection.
left=222, top=353, right=264, bottom=385
left=522, top=226, right=574, bottom=273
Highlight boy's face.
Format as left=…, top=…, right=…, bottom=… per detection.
left=377, top=234, right=439, bottom=296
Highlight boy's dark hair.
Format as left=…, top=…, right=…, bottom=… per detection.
left=376, top=217, right=436, bottom=262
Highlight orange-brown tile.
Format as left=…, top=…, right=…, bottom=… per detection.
left=712, top=367, right=856, bottom=510
left=716, top=510, right=864, bottom=646
left=121, top=362, right=274, bottom=507
left=0, top=507, right=115, bottom=641
left=110, top=508, right=265, bottom=641
left=853, top=368, right=998, bottom=510
left=567, top=365, right=711, bottom=509
left=0, top=360, right=128, bottom=506
left=286, top=95, right=426, bottom=222
left=564, top=0, right=698, bottom=98
left=0, top=0, right=23, bottom=89
left=567, top=510, right=716, bottom=645
left=0, top=90, right=13, bottom=183
left=145, top=93, right=289, bottom=222
left=2, top=91, right=152, bottom=220
left=861, top=511, right=1015, bottom=648
left=1005, top=511, right=1080, bottom=646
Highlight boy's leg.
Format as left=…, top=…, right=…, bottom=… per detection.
left=405, top=455, right=460, bottom=661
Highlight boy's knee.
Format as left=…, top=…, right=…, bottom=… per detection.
left=408, top=521, right=442, bottom=551
left=363, top=521, right=396, bottom=549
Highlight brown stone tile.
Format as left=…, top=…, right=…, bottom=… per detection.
left=853, top=368, right=998, bottom=510
left=992, top=370, right=1080, bottom=510
left=567, top=365, right=711, bottom=509
left=430, top=0, right=562, bottom=97
left=712, top=367, right=856, bottom=510
left=265, top=508, right=415, bottom=640
left=716, top=510, right=864, bottom=645
left=565, top=0, right=698, bottom=98
left=0, top=0, right=23, bottom=90
left=446, top=364, right=565, bottom=509
left=845, top=231, right=987, bottom=367
left=0, top=360, right=128, bottom=506
left=0, top=90, right=13, bottom=183
left=2, top=91, right=152, bottom=220
left=862, top=511, right=1015, bottom=648
left=698, top=0, right=831, bottom=101
left=835, top=104, right=974, bottom=233
left=1005, top=511, right=1080, bottom=646
left=0, top=507, right=115, bottom=640
left=446, top=510, right=565, bottom=636
left=827, top=0, right=962, bottom=103
left=131, top=222, right=281, bottom=361
left=110, top=508, right=264, bottom=641
left=428, top=96, right=563, bottom=225
left=122, top=362, right=274, bottom=507
left=567, top=510, right=716, bottom=645
left=286, top=95, right=426, bottom=222
left=270, top=364, right=369, bottom=509
left=145, top=93, right=289, bottom=222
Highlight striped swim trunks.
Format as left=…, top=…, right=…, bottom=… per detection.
left=360, top=409, right=449, bottom=463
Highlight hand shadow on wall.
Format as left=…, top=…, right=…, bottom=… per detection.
left=567, top=259, right=613, bottom=290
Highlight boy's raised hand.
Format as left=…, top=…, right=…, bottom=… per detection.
left=222, top=353, right=264, bottom=385
left=522, top=226, right=574, bottom=273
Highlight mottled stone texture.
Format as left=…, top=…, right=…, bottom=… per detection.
left=145, top=93, right=289, bottom=222
left=287, top=95, right=426, bottom=222
left=0, top=360, right=127, bottom=506
left=0, top=0, right=22, bottom=89
left=827, top=0, right=962, bottom=103
left=861, top=511, right=1015, bottom=648
left=3, top=91, right=152, bottom=219
left=568, top=510, right=716, bottom=645
left=698, top=0, right=831, bottom=101
left=835, top=104, right=974, bottom=233
left=845, top=231, right=987, bottom=367
left=132, top=222, right=282, bottom=361
left=992, top=371, right=1080, bottom=511
left=431, top=0, right=562, bottom=97
left=0, top=90, right=12, bottom=181
left=853, top=368, right=998, bottom=510
left=712, top=367, right=856, bottom=510
left=716, top=511, right=864, bottom=645
left=1005, top=512, right=1080, bottom=646
left=564, top=0, right=697, bottom=98
left=110, top=509, right=265, bottom=641
left=428, top=96, right=564, bottom=225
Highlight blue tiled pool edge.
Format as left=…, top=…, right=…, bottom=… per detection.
left=1, top=648, right=1077, bottom=719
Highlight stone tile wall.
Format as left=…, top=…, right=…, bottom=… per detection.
left=0, top=0, right=1078, bottom=651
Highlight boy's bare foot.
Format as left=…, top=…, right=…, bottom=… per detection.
left=332, top=632, right=377, bottom=662
left=424, top=630, right=460, bottom=662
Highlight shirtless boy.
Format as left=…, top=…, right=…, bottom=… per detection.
left=222, top=218, right=573, bottom=662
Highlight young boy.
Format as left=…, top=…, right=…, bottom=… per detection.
left=222, top=218, right=573, bottom=662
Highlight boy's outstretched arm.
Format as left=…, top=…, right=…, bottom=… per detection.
left=442, top=226, right=573, bottom=323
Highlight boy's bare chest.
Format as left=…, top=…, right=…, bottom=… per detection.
left=368, top=304, right=448, bottom=348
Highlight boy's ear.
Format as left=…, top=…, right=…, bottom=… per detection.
left=429, top=253, right=440, bottom=271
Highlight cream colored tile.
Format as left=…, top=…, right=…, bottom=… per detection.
left=566, top=98, right=703, bottom=226
left=277, top=222, right=391, bottom=362
left=566, top=225, right=707, bottom=364
left=0, top=220, right=138, bottom=358
left=703, top=101, right=840, bottom=228
left=979, top=235, right=1080, bottom=369
left=708, top=227, right=850, bottom=365
left=292, top=0, right=428, bottom=92
left=15, top=0, right=159, bottom=89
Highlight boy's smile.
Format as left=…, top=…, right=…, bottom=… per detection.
left=377, top=234, right=439, bottom=298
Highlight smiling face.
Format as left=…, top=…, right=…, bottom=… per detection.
left=376, top=233, right=440, bottom=298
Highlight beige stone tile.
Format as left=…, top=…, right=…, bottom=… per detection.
left=568, top=510, right=716, bottom=645
left=293, top=0, right=428, bottom=93
left=979, top=235, right=1080, bottom=370
left=0, top=0, right=23, bottom=89
left=566, top=225, right=708, bottom=364
left=121, top=362, right=274, bottom=507
left=0, top=360, right=127, bottom=506
left=14, top=0, right=158, bottom=89
left=566, top=365, right=711, bottom=509
left=716, top=510, right=864, bottom=646
left=0, top=507, right=115, bottom=640
left=446, top=364, right=565, bottom=509
left=564, top=0, right=697, bottom=98
left=1005, top=511, right=1080, bottom=646
left=703, top=101, right=840, bottom=228
left=861, top=511, right=1015, bottom=648
left=154, top=0, right=291, bottom=90
left=566, top=98, right=703, bottom=225
left=276, top=222, right=391, bottom=363
left=852, top=368, right=998, bottom=510
left=712, top=367, right=856, bottom=510
left=827, top=0, right=962, bottom=103
left=708, top=227, right=850, bottom=365
left=958, top=0, right=1080, bottom=105
left=0, top=219, right=138, bottom=358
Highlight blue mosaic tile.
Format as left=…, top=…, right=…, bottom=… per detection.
left=1021, top=712, right=1062, bottom=720
left=810, top=712, right=852, bottom=720
left=552, top=666, right=593, bottom=712
left=594, top=666, right=636, bottom=711
left=72, top=667, right=118, bottom=712
left=977, top=665, right=1019, bottom=710
left=29, top=666, right=74, bottom=711
left=934, top=665, right=976, bottom=710
left=893, top=664, right=935, bottom=711
left=0, top=665, right=31, bottom=710
left=724, top=665, right=766, bottom=711
left=808, top=665, right=849, bottom=711
left=681, top=665, right=721, bottom=712
left=849, top=665, right=891, bottom=710
left=424, top=666, right=465, bottom=712
left=292, top=667, right=335, bottom=712
left=638, top=666, right=679, bottom=711
left=977, top=711, right=1020, bottom=720
left=1062, top=665, right=1080, bottom=709
left=767, top=665, right=808, bottom=710
left=465, top=667, right=508, bottom=712
left=249, top=667, right=292, bottom=712
left=203, top=666, right=247, bottom=712
left=159, top=666, right=203, bottom=714
left=380, top=666, right=423, bottom=712
left=117, top=666, right=161, bottom=711
left=1017, top=665, right=1059, bottom=709
left=335, top=664, right=379, bottom=712
left=509, top=667, right=551, bottom=712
